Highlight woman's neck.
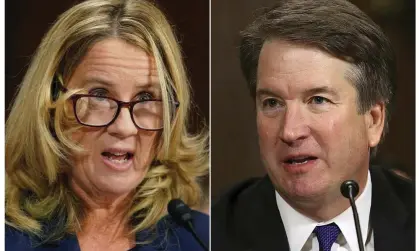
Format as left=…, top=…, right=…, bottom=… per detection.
left=73, top=190, right=135, bottom=250
left=70, top=179, right=135, bottom=244
left=77, top=216, right=135, bottom=251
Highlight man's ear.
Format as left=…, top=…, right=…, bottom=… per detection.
left=365, top=102, right=385, bottom=147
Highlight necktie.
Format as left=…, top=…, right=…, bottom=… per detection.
left=313, top=223, right=341, bottom=251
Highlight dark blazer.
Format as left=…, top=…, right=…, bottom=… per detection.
left=6, top=210, right=209, bottom=251
left=212, top=166, right=415, bottom=251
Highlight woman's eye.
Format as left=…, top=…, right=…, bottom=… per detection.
left=87, top=88, right=109, bottom=102
left=137, top=92, right=154, bottom=101
left=89, top=88, right=108, bottom=97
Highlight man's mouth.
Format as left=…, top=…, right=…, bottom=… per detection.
left=284, top=156, right=317, bottom=165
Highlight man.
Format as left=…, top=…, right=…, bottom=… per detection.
left=212, top=0, right=414, bottom=251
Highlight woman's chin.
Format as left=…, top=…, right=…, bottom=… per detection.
left=91, top=173, right=145, bottom=197
left=95, top=181, right=139, bottom=197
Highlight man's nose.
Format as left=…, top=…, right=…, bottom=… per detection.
left=278, top=105, right=310, bottom=145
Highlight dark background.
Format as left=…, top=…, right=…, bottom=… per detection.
left=5, top=0, right=209, bottom=130
left=212, top=0, right=415, bottom=199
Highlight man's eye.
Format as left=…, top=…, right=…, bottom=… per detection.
left=309, top=96, right=330, bottom=105
left=137, top=92, right=154, bottom=101
left=262, top=98, right=281, bottom=108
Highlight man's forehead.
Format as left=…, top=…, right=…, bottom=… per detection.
left=258, top=40, right=352, bottom=78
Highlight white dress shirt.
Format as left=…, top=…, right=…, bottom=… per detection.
left=275, top=171, right=374, bottom=251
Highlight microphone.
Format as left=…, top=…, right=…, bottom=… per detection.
left=340, top=180, right=365, bottom=251
left=167, top=199, right=209, bottom=251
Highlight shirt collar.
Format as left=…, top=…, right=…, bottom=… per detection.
left=275, top=171, right=372, bottom=251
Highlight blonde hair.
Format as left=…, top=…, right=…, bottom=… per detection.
left=6, top=0, right=208, bottom=243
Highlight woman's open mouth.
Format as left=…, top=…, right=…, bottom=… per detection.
left=101, top=151, right=134, bottom=171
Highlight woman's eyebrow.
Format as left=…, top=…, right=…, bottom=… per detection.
left=83, top=77, right=160, bottom=89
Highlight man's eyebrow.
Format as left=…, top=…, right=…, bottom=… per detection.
left=255, top=86, right=340, bottom=99
left=255, top=88, right=279, bottom=98
left=303, top=86, right=340, bottom=97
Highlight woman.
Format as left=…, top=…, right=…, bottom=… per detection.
left=5, top=0, right=209, bottom=250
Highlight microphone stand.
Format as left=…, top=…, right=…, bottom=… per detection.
left=186, top=221, right=209, bottom=251
left=168, top=199, right=209, bottom=251
left=341, top=180, right=365, bottom=251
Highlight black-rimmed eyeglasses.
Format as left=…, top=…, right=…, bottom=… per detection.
left=54, top=83, right=179, bottom=131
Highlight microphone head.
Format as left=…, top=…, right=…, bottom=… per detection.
left=340, top=180, right=359, bottom=199
left=167, top=198, right=193, bottom=225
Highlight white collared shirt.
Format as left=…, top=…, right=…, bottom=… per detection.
left=275, top=171, right=374, bottom=251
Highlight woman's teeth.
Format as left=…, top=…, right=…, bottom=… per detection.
left=102, top=152, right=133, bottom=163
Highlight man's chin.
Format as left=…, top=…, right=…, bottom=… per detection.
left=278, top=176, right=332, bottom=200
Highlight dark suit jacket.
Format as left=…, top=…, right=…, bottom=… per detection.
left=6, top=210, right=209, bottom=251
left=212, top=166, right=415, bottom=251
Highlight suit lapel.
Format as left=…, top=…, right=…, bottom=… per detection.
left=235, top=176, right=290, bottom=251
left=232, top=167, right=414, bottom=251
left=370, top=167, right=414, bottom=251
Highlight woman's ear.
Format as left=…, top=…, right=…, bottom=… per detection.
left=365, top=102, right=385, bottom=148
